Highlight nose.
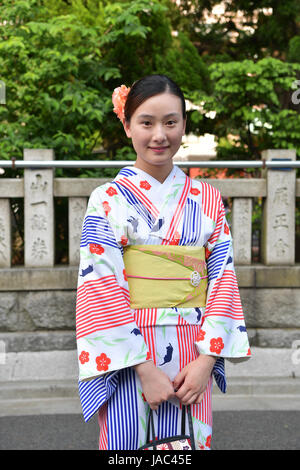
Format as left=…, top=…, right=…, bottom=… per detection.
left=152, top=124, right=167, bottom=143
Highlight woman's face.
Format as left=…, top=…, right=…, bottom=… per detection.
left=124, top=92, right=186, bottom=177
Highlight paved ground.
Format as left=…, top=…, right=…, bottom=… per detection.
left=0, top=400, right=299, bottom=450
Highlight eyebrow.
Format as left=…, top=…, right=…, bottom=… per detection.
left=137, top=112, right=181, bottom=119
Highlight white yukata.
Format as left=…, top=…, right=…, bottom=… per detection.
left=76, top=165, right=251, bottom=450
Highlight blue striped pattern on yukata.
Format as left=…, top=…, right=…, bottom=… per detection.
left=207, top=240, right=231, bottom=281
left=78, top=371, right=119, bottom=422
left=212, top=357, right=226, bottom=393
left=80, top=215, right=122, bottom=251
left=118, top=168, right=138, bottom=178
left=107, top=367, right=139, bottom=449
left=107, top=368, right=181, bottom=449
left=156, top=400, right=180, bottom=439
left=180, top=198, right=202, bottom=245
left=205, top=240, right=229, bottom=393
left=112, top=181, right=156, bottom=229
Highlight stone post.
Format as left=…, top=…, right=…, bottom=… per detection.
left=261, top=149, right=296, bottom=265
left=232, top=198, right=252, bottom=265
left=24, top=149, right=54, bottom=267
left=68, top=197, right=87, bottom=265
left=0, top=199, right=11, bottom=268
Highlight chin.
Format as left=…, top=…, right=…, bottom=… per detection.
left=149, top=159, right=173, bottom=167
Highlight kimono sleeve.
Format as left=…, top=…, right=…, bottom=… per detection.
left=195, top=189, right=251, bottom=364
left=76, top=187, right=151, bottom=383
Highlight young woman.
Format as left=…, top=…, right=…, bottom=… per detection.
left=76, top=74, right=251, bottom=450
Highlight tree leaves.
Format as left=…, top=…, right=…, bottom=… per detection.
left=1, top=0, right=299, bottom=172
left=0, top=0, right=200, bottom=175
left=196, top=58, right=300, bottom=159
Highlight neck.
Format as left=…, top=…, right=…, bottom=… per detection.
left=134, top=160, right=174, bottom=184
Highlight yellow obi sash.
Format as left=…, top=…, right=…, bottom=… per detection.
left=123, top=245, right=208, bottom=309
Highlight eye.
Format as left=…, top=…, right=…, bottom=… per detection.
left=166, top=120, right=177, bottom=126
left=142, top=120, right=152, bottom=127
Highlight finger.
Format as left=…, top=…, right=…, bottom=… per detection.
left=177, top=389, right=196, bottom=405
left=173, top=368, right=186, bottom=390
left=194, top=392, right=204, bottom=404
left=184, top=392, right=203, bottom=406
left=174, top=383, right=189, bottom=400
left=167, top=390, right=176, bottom=400
left=150, top=403, right=158, bottom=411
left=168, top=380, right=177, bottom=393
left=181, top=392, right=199, bottom=406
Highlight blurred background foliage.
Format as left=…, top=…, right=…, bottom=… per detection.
left=0, top=0, right=299, bottom=178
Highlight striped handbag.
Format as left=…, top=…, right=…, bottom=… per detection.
left=139, top=405, right=196, bottom=450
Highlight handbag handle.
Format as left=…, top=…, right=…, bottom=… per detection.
left=146, top=404, right=196, bottom=450
left=181, top=405, right=196, bottom=450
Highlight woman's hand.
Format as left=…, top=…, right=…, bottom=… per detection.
left=134, top=361, right=175, bottom=411
left=173, top=355, right=217, bottom=406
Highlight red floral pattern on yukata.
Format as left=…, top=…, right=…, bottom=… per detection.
left=205, top=247, right=212, bottom=259
left=79, top=351, right=90, bottom=364
left=205, top=435, right=212, bottom=448
left=196, top=330, right=206, bottom=342
left=140, top=180, right=151, bottom=190
left=106, top=186, right=118, bottom=197
left=209, top=337, right=225, bottom=354
left=120, top=235, right=128, bottom=246
left=102, top=201, right=111, bottom=216
left=190, top=187, right=200, bottom=196
left=96, top=353, right=111, bottom=372
left=169, top=231, right=180, bottom=245
left=89, top=243, right=105, bottom=255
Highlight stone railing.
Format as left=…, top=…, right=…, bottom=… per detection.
left=0, top=148, right=299, bottom=269
left=0, top=148, right=299, bottom=353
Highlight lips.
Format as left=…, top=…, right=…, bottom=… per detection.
left=149, top=146, right=169, bottom=152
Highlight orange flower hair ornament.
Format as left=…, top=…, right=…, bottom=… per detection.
left=112, top=85, right=131, bottom=123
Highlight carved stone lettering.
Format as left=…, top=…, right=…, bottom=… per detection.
left=24, top=149, right=54, bottom=267
left=0, top=200, right=11, bottom=267
left=272, top=213, right=288, bottom=230
left=69, top=197, right=87, bottom=265
left=274, top=238, right=289, bottom=257
left=32, top=238, right=48, bottom=259
left=31, top=174, right=48, bottom=192
left=0, top=217, right=7, bottom=260
left=31, top=214, right=47, bottom=231
left=261, top=149, right=296, bottom=265
left=238, top=247, right=248, bottom=261
left=232, top=198, right=252, bottom=265
left=273, top=187, right=289, bottom=206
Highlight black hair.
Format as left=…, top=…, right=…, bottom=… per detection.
left=124, top=74, right=186, bottom=122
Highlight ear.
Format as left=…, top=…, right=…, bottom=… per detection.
left=123, top=120, right=131, bottom=138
